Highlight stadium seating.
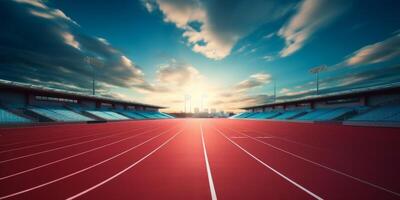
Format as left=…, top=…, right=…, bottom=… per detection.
left=247, top=112, right=281, bottom=119
left=0, top=108, right=31, bottom=124
left=313, top=107, right=354, bottom=121
left=295, top=108, right=337, bottom=121
left=232, top=107, right=355, bottom=121
left=349, top=105, right=400, bottom=122
left=119, top=110, right=147, bottom=119
left=135, top=111, right=171, bottom=119
left=85, top=110, right=130, bottom=120
left=118, top=110, right=173, bottom=120
left=29, top=106, right=93, bottom=122
left=273, top=110, right=307, bottom=120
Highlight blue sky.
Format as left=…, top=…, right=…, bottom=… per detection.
left=0, top=0, right=399, bottom=112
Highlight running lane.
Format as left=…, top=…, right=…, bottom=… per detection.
left=0, top=120, right=180, bottom=199
left=71, top=119, right=212, bottom=200
left=202, top=121, right=314, bottom=199
left=212, top=119, right=400, bottom=199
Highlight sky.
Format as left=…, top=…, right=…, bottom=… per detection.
left=0, top=0, right=399, bottom=113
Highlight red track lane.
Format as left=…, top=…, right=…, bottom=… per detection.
left=0, top=121, right=161, bottom=150
left=0, top=123, right=180, bottom=199
left=202, top=121, right=313, bottom=200
left=0, top=119, right=399, bottom=199
left=214, top=120, right=400, bottom=194
left=0, top=126, right=167, bottom=177
left=72, top=120, right=212, bottom=200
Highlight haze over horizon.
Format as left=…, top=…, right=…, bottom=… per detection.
left=0, top=0, right=399, bottom=112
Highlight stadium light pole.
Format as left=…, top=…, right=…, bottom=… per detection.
left=84, top=56, right=103, bottom=96
left=309, top=65, right=327, bottom=95
left=273, top=79, right=277, bottom=102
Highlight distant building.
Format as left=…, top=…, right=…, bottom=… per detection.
left=194, top=107, right=200, bottom=113
left=211, top=108, right=216, bottom=114
left=203, top=108, right=209, bottom=113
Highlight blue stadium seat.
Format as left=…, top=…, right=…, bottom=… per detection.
left=0, top=108, right=31, bottom=124
left=247, top=112, right=280, bottom=119
left=295, top=108, right=337, bottom=121
left=86, top=110, right=129, bottom=120
left=29, top=106, right=93, bottom=122
left=273, top=110, right=307, bottom=120
left=349, top=105, right=400, bottom=122
left=314, top=107, right=354, bottom=121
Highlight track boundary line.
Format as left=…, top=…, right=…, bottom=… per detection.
left=240, top=129, right=322, bottom=151
left=0, top=126, right=169, bottom=181
left=227, top=127, right=400, bottom=197
left=0, top=128, right=178, bottom=200
left=0, top=128, right=150, bottom=164
left=65, top=129, right=183, bottom=200
left=214, top=127, right=323, bottom=200
left=200, top=123, right=218, bottom=200
left=0, top=125, right=152, bottom=154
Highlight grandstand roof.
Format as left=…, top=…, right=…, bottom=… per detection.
left=242, top=82, right=400, bottom=110
left=0, top=79, right=165, bottom=109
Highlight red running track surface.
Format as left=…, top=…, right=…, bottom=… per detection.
left=0, top=119, right=399, bottom=200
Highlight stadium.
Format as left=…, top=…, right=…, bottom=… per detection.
left=1, top=0, right=400, bottom=200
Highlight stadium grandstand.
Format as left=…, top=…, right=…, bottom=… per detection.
left=0, top=79, right=174, bottom=125
left=231, top=82, right=400, bottom=127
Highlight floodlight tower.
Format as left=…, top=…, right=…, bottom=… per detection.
left=84, top=56, right=103, bottom=96
left=309, top=65, right=327, bottom=95
left=273, top=79, right=277, bottom=102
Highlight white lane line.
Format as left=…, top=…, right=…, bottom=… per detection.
left=0, top=128, right=177, bottom=200
left=66, top=129, right=183, bottom=200
left=241, top=129, right=321, bottom=151
left=228, top=128, right=400, bottom=197
left=214, top=127, right=323, bottom=200
left=230, top=136, right=248, bottom=139
left=200, top=124, right=218, bottom=200
left=0, top=126, right=151, bottom=154
left=0, top=130, right=134, bottom=164
left=0, top=127, right=166, bottom=181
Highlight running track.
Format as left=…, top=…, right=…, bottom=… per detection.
left=0, top=119, right=399, bottom=199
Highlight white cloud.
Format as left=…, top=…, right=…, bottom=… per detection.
left=144, top=0, right=292, bottom=60
left=156, top=59, right=201, bottom=86
left=21, top=0, right=79, bottom=25
left=278, top=0, right=349, bottom=57
left=237, top=44, right=250, bottom=53
left=235, top=73, right=272, bottom=91
left=279, top=88, right=290, bottom=94
left=141, top=0, right=156, bottom=12
left=61, top=32, right=80, bottom=50
left=344, top=33, right=400, bottom=66
left=14, top=0, right=46, bottom=9
left=262, top=55, right=274, bottom=61
left=263, top=32, right=275, bottom=39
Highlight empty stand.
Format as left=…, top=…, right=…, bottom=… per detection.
left=273, top=110, right=307, bottom=120
left=313, top=107, right=354, bottom=121
left=349, top=105, right=400, bottom=122
left=28, top=106, right=93, bottom=122
left=0, top=108, right=31, bottom=124
left=85, top=110, right=129, bottom=120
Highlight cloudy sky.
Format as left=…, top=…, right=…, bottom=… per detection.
left=0, top=0, right=399, bottom=112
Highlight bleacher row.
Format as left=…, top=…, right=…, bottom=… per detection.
left=231, top=105, right=400, bottom=123
left=0, top=106, right=174, bottom=124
